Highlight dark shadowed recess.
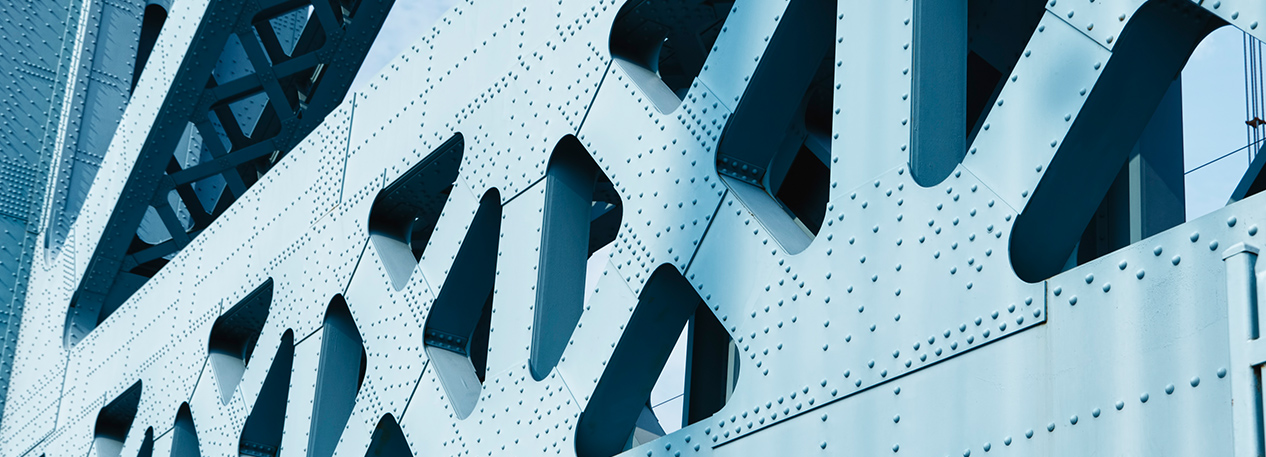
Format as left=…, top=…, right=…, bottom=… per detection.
left=208, top=278, right=274, bottom=403
left=609, top=0, right=734, bottom=113
left=94, top=381, right=143, bottom=457
left=364, top=414, right=413, bottom=457
left=1010, top=1, right=1223, bottom=282
left=422, top=189, right=501, bottom=420
left=715, top=0, right=834, bottom=255
left=530, top=135, right=622, bottom=381
left=575, top=264, right=738, bottom=457
left=238, top=329, right=295, bottom=457
left=368, top=134, right=464, bottom=290
left=308, top=295, right=368, bottom=457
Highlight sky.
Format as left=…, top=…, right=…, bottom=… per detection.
left=347, top=1, right=1265, bottom=437
left=1182, top=26, right=1260, bottom=221
left=348, top=0, right=458, bottom=91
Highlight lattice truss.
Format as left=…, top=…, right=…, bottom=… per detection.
left=5, top=0, right=1266, bottom=456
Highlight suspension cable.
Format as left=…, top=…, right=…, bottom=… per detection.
left=1184, top=137, right=1266, bottom=175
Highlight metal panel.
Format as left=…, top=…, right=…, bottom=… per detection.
left=5, top=1, right=1266, bottom=457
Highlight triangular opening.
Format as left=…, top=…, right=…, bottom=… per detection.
left=364, top=414, right=412, bottom=457
left=171, top=403, right=201, bottom=457
left=94, top=381, right=143, bottom=457
left=238, top=330, right=295, bottom=457
left=308, top=295, right=368, bottom=457
left=251, top=4, right=322, bottom=64
left=208, top=279, right=274, bottom=404
left=609, top=0, right=734, bottom=113
left=715, top=0, right=834, bottom=255
left=369, top=134, right=465, bottom=290
left=1010, top=2, right=1227, bottom=281
left=575, top=265, right=737, bottom=457
left=422, top=189, right=501, bottom=420
left=131, top=4, right=167, bottom=94
left=211, top=33, right=256, bottom=83
left=324, top=0, right=365, bottom=30
left=530, top=136, right=623, bottom=381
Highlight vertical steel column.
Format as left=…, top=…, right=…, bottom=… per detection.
left=1079, top=79, right=1187, bottom=264
left=1130, top=78, right=1187, bottom=239
left=1223, top=242, right=1265, bottom=457
left=910, top=0, right=966, bottom=186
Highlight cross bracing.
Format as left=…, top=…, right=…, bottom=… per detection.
left=3, top=1, right=1266, bottom=456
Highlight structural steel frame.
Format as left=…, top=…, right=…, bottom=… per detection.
left=4, top=0, right=1266, bottom=457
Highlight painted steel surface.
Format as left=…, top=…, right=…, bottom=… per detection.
left=2, top=0, right=1266, bottom=456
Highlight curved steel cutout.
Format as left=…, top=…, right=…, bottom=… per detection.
left=238, top=330, right=295, bottom=457
left=94, top=380, right=142, bottom=457
left=715, top=0, right=834, bottom=255
left=368, top=134, right=464, bottom=290
left=422, top=189, right=501, bottom=420
left=132, top=4, right=166, bottom=93
left=208, top=278, right=274, bottom=404
left=308, top=295, right=367, bottom=457
left=1010, top=1, right=1223, bottom=282
left=364, top=414, right=412, bottom=457
left=574, top=264, right=736, bottom=457
left=609, top=0, right=734, bottom=113
left=530, top=135, right=622, bottom=381
left=171, top=403, right=201, bottom=457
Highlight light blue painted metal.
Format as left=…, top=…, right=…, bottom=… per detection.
left=3, top=0, right=1266, bottom=456
left=0, top=0, right=150, bottom=419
